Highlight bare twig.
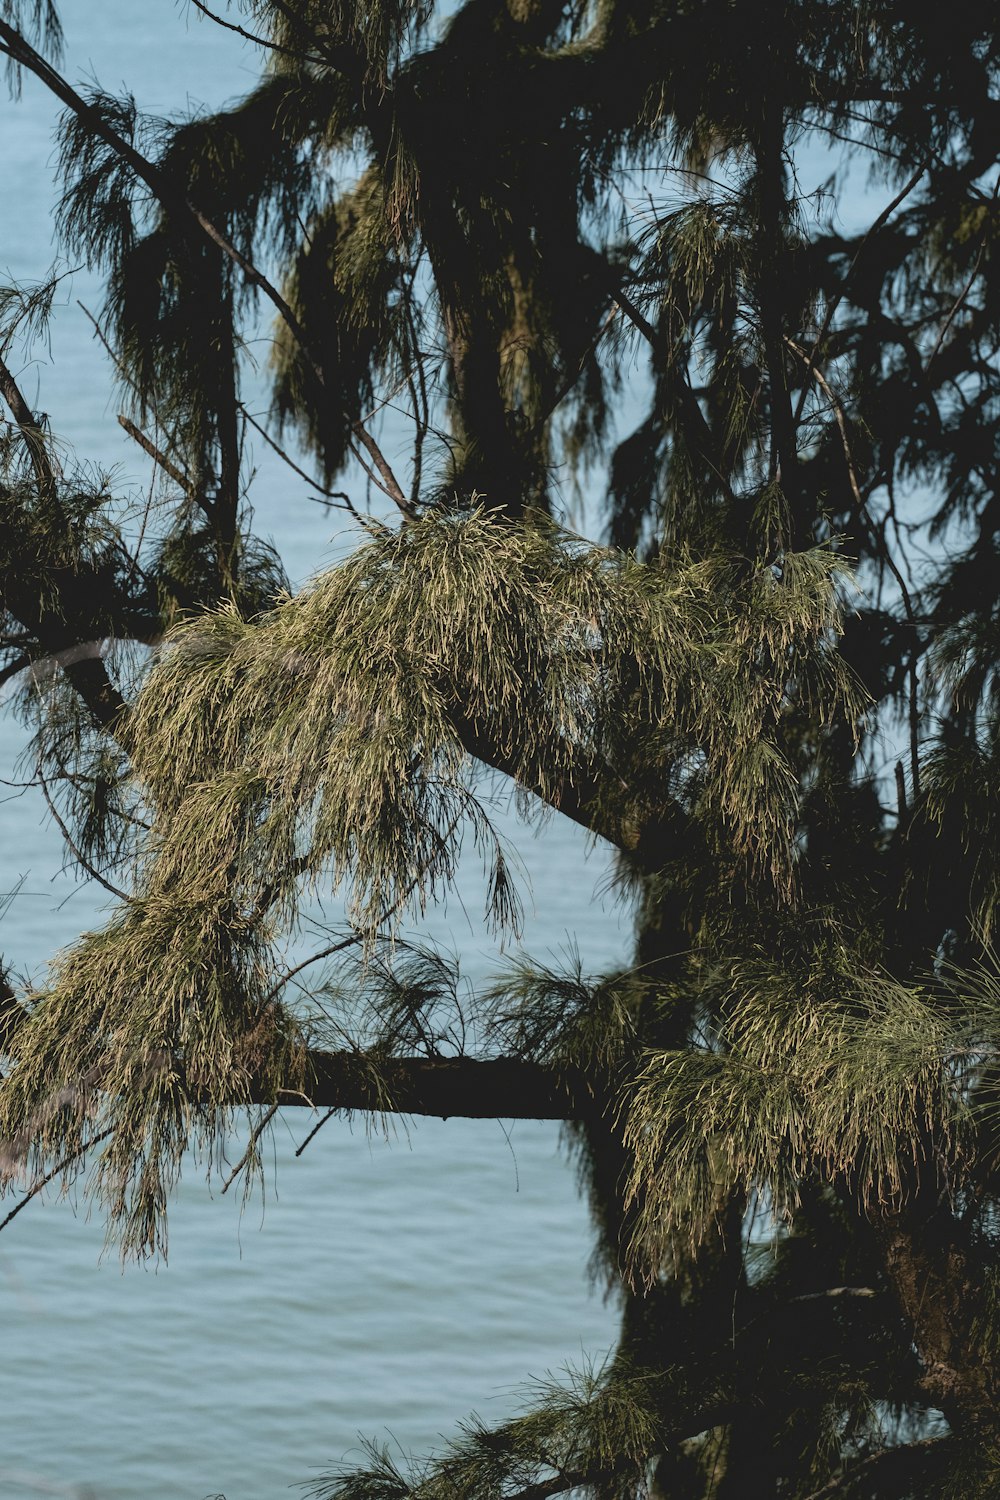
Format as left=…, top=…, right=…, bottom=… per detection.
left=800, top=1438, right=950, bottom=1500
left=784, top=336, right=922, bottom=796
left=260, top=800, right=469, bottom=1012
left=294, top=1107, right=336, bottom=1157
left=117, top=414, right=196, bottom=496
left=924, top=176, right=998, bottom=374
left=237, top=402, right=360, bottom=517
left=80, top=301, right=193, bottom=509
left=187, top=0, right=327, bottom=66
left=793, top=161, right=927, bottom=427
left=535, top=303, right=620, bottom=433
left=35, top=760, right=129, bottom=901
left=790, top=1286, right=877, bottom=1302
left=220, top=1103, right=280, bottom=1194
left=610, top=283, right=738, bottom=504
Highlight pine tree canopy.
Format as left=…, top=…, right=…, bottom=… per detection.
left=0, top=0, right=999, bottom=1492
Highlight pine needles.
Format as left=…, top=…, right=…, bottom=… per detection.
left=0, top=506, right=858, bottom=1257
left=622, top=960, right=999, bottom=1284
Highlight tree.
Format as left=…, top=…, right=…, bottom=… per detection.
left=0, top=0, right=999, bottom=1493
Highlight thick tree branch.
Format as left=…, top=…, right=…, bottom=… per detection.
left=264, top=1052, right=581, bottom=1121
left=453, top=706, right=693, bottom=871
left=453, top=711, right=632, bottom=853
left=873, top=1200, right=997, bottom=1432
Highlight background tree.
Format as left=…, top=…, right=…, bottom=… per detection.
left=0, top=0, right=999, bottom=1494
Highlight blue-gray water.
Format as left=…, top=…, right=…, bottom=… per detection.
left=0, top=6, right=632, bottom=1496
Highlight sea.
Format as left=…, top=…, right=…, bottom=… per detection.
left=0, top=5, right=634, bottom=1496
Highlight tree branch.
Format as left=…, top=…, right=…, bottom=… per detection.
left=783, top=335, right=921, bottom=795
left=0, top=18, right=415, bottom=523
left=262, top=1052, right=581, bottom=1121
left=0, top=1127, right=114, bottom=1234
left=609, top=285, right=738, bottom=506
left=0, top=349, right=56, bottom=500
left=451, top=710, right=635, bottom=857
left=237, top=402, right=359, bottom=515
left=117, top=413, right=196, bottom=496
left=186, top=0, right=328, bottom=66
left=801, top=1437, right=952, bottom=1499
left=0, top=348, right=128, bottom=730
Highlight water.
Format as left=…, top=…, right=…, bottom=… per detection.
left=0, top=7, right=631, bottom=1496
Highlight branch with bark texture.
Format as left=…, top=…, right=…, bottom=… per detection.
left=260, top=1051, right=582, bottom=1120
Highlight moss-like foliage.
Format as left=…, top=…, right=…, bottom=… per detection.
left=0, top=509, right=857, bottom=1257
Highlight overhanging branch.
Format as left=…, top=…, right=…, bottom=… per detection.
left=455, top=711, right=693, bottom=873
left=266, top=1052, right=581, bottom=1121
left=453, top=710, right=633, bottom=854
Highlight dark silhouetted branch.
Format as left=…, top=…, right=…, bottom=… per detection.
left=265, top=1052, right=581, bottom=1121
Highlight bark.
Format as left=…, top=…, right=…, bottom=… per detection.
left=267, top=1050, right=583, bottom=1120
left=874, top=1200, right=1000, bottom=1436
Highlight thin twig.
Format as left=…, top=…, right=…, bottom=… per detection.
left=0, top=1126, right=113, bottom=1233
left=294, top=1107, right=336, bottom=1157
left=220, top=1103, right=280, bottom=1194
left=77, top=299, right=131, bottom=380
left=793, top=161, right=927, bottom=427
left=784, top=335, right=923, bottom=794
left=263, top=930, right=382, bottom=1012
left=187, top=0, right=327, bottom=65
left=237, top=402, right=360, bottom=516
left=79, top=299, right=186, bottom=561
left=261, top=807, right=468, bottom=1011
left=800, top=1438, right=948, bottom=1500
left=924, top=178, right=998, bottom=373
left=35, top=761, right=129, bottom=901
left=610, top=284, right=738, bottom=504
left=535, top=303, right=620, bottom=433
left=117, top=414, right=196, bottom=496
left=790, top=1286, right=877, bottom=1302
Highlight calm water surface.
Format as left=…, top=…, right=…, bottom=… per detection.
left=0, top=7, right=629, bottom=1496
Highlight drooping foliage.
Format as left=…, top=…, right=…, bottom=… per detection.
left=1, top=0, right=1000, bottom=1494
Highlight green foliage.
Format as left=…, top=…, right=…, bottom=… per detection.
left=0, top=509, right=857, bottom=1257
left=309, top=1362, right=664, bottom=1500
left=621, top=959, right=994, bottom=1280
left=272, top=165, right=407, bottom=478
